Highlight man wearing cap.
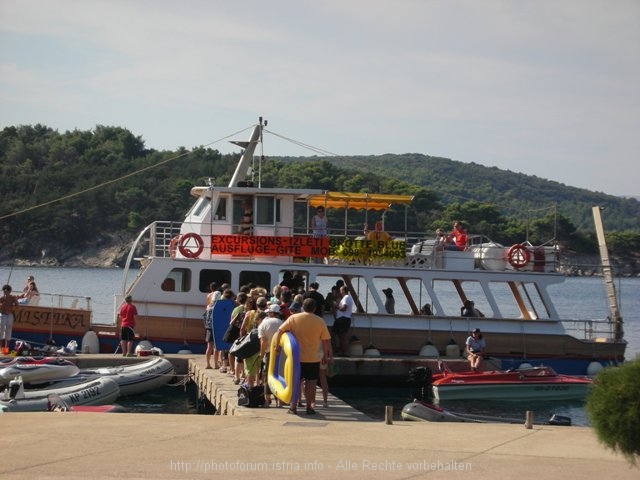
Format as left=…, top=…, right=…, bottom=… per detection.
left=465, top=328, right=486, bottom=371
left=258, top=303, right=283, bottom=406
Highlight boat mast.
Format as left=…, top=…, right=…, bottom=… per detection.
left=228, top=118, right=264, bottom=188
left=592, top=206, right=624, bottom=342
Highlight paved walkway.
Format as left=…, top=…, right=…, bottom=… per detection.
left=1, top=411, right=636, bottom=480
left=1, top=355, right=636, bottom=479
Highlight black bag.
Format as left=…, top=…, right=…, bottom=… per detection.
left=228, top=328, right=259, bottom=360
left=222, top=311, right=244, bottom=343
left=222, top=323, right=240, bottom=343
left=237, top=384, right=265, bottom=408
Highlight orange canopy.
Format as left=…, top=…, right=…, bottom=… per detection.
left=308, top=192, right=414, bottom=211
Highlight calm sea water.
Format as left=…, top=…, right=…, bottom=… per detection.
left=2, top=266, right=638, bottom=420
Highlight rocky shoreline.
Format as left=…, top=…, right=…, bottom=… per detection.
left=2, top=243, right=639, bottom=276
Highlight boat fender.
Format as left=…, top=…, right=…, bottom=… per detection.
left=507, top=244, right=530, bottom=269
left=177, top=233, right=204, bottom=259
left=587, top=361, right=603, bottom=376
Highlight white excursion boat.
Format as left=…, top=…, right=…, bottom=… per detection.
left=0, top=375, right=120, bottom=412
left=76, top=119, right=623, bottom=375
left=0, top=357, right=80, bottom=385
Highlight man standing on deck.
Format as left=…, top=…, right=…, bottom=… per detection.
left=333, top=286, right=353, bottom=356
left=118, top=295, right=138, bottom=357
left=0, top=285, right=19, bottom=351
left=303, top=282, right=325, bottom=317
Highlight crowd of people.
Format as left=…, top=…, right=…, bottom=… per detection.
left=202, top=276, right=355, bottom=413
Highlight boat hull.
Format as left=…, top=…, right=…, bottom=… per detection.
left=0, top=377, right=120, bottom=412
left=431, top=367, right=592, bottom=401
left=0, top=357, right=80, bottom=385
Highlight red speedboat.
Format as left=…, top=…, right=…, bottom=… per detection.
left=431, top=365, right=592, bottom=401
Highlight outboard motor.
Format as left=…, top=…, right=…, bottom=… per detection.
left=8, top=376, right=25, bottom=400
left=407, top=366, right=433, bottom=401
left=548, top=414, right=572, bottom=426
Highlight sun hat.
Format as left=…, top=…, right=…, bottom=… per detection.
left=269, top=304, right=281, bottom=313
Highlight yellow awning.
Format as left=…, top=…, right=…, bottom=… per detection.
left=309, top=192, right=414, bottom=211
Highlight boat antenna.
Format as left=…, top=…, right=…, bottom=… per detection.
left=258, top=117, right=267, bottom=188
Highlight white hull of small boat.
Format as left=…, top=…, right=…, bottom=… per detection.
left=0, top=357, right=80, bottom=385
left=58, top=357, right=175, bottom=397
left=0, top=377, right=120, bottom=412
left=401, top=401, right=485, bottom=423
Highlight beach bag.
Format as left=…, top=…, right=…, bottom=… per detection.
left=222, top=311, right=244, bottom=343
left=237, top=384, right=265, bottom=408
left=229, top=328, right=259, bottom=360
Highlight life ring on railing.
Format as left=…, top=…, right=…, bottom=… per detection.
left=177, top=233, right=204, bottom=259
left=507, top=244, right=530, bottom=269
left=267, top=332, right=300, bottom=405
left=168, top=235, right=180, bottom=258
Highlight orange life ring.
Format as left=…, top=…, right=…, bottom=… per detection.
left=507, top=244, right=530, bottom=269
left=168, top=235, right=180, bottom=258
left=178, top=233, right=204, bottom=259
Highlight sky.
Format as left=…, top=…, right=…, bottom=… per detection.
left=1, top=0, right=638, bottom=197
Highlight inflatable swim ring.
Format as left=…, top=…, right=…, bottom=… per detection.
left=267, top=332, right=300, bottom=405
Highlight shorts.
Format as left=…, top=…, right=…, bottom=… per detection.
left=0, top=313, right=14, bottom=341
left=332, top=317, right=351, bottom=335
left=120, top=326, right=135, bottom=341
left=300, top=362, right=320, bottom=381
left=205, top=328, right=213, bottom=343
left=243, top=353, right=261, bottom=376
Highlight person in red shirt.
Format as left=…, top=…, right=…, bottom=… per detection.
left=118, top=295, right=138, bottom=357
left=448, top=221, right=468, bottom=251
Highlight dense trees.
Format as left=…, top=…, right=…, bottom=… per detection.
left=1, top=124, right=638, bottom=262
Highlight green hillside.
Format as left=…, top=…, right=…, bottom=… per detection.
left=1, top=124, right=638, bottom=263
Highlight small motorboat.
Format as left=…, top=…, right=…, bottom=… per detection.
left=47, top=357, right=176, bottom=397
left=401, top=400, right=572, bottom=425
left=0, top=356, right=80, bottom=385
left=431, top=365, right=592, bottom=402
left=0, top=375, right=120, bottom=412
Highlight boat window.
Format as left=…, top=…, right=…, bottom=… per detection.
left=214, top=197, right=227, bottom=221
left=163, top=268, right=191, bottom=293
left=256, top=196, right=275, bottom=225
left=199, top=269, right=232, bottom=293
left=233, top=197, right=253, bottom=234
left=239, top=270, right=271, bottom=291
left=192, top=197, right=210, bottom=217
left=432, top=280, right=489, bottom=316
left=279, top=269, right=308, bottom=292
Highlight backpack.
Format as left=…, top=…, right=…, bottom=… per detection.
left=237, top=384, right=265, bottom=408
left=228, top=328, right=260, bottom=360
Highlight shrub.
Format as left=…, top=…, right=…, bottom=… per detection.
left=586, top=358, right=640, bottom=466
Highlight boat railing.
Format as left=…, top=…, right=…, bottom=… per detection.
left=562, top=318, right=618, bottom=343
left=18, top=292, right=92, bottom=311
left=140, top=221, right=558, bottom=273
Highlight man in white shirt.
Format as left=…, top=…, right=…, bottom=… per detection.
left=333, top=286, right=353, bottom=356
